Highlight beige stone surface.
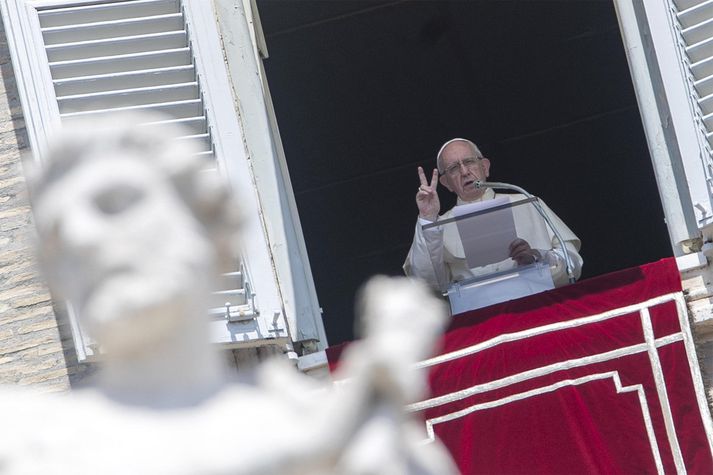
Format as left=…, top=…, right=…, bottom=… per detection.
left=681, top=264, right=713, bottom=412
left=0, top=21, right=81, bottom=391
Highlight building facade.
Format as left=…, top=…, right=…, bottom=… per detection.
left=0, top=0, right=327, bottom=385
left=3, top=0, right=713, bottom=410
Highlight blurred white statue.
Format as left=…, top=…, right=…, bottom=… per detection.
left=0, top=114, right=458, bottom=474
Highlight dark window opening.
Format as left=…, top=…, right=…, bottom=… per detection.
left=257, top=0, right=672, bottom=344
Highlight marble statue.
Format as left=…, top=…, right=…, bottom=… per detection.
left=0, top=114, right=458, bottom=474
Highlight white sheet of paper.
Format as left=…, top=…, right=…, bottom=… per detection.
left=453, top=196, right=517, bottom=268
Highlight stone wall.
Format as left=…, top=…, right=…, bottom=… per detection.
left=682, top=265, right=713, bottom=411
left=0, top=22, right=89, bottom=391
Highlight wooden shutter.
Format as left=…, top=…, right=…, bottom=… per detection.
left=672, top=0, right=713, bottom=154
left=1, top=0, right=290, bottom=360
left=614, top=0, right=713, bottom=255
left=40, top=0, right=213, bottom=158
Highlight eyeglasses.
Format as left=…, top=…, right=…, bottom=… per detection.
left=440, top=157, right=483, bottom=177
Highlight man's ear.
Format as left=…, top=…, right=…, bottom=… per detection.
left=439, top=174, right=453, bottom=192
left=481, top=158, right=491, bottom=178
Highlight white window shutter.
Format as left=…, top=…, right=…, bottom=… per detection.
left=213, top=0, right=328, bottom=351
left=1, top=0, right=290, bottom=360
left=614, top=0, right=713, bottom=253
left=40, top=0, right=213, bottom=158
left=675, top=1, right=713, bottom=150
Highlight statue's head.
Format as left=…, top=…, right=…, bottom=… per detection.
left=29, top=113, right=241, bottom=356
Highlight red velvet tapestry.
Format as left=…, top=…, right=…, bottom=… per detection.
left=327, top=259, right=713, bottom=474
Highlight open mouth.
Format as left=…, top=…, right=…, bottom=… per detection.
left=464, top=179, right=475, bottom=188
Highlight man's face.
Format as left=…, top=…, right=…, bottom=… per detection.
left=34, top=155, right=213, bottom=354
left=438, top=141, right=491, bottom=201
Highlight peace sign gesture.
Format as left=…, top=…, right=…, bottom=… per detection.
left=416, top=166, right=440, bottom=221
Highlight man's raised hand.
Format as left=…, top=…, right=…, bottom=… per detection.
left=416, top=167, right=440, bottom=221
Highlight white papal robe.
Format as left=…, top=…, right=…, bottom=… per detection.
left=403, top=188, right=583, bottom=291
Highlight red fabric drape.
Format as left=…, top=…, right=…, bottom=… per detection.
left=327, top=259, right=713, bottom=474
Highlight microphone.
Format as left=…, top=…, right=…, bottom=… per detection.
left=474, top=181, right=576, bottom=284
left=474, top=181, right=527, bottom=194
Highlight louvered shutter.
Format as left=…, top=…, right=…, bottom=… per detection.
left=674, top=1, right=713, bottom=151
left=613, top=0, right=713, bottom=255
left=1, top=0, right=289, bottom=360
left=41, top=0, right=209, bottom=158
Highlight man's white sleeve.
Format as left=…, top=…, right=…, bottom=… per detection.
left=403, top=218, right=450, bottom=290
left=545, top=242, right=583, bottom=287
left=538, top=199, right=583, bottom=287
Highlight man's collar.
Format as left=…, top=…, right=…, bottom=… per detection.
left=456, top=188, right=495, bottom=205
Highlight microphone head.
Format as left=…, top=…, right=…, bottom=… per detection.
left=474, top=181, right=486, bottom=189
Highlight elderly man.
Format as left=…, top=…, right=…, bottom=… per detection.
left=404, top=138, right=583, bottom=292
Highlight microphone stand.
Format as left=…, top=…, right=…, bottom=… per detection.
left=475, top=181, right=576, bottom=284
